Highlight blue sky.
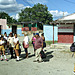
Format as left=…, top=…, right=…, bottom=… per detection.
left=0, top=0, right=75, bottom=20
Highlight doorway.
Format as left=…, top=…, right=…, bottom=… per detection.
left=12, top=26, right=17, bottom=35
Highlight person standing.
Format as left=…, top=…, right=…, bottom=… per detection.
left=32, top=33, right=36, bottom=55
left=8, top=32, right=14, bottom=59
left=23, top=33, right=29, bottom=58
left=13, top=33, right=19, bottom=61
left=41, top=33, right=46, bottom=49
left=0, top=36, right=8, bottom=61
left=33, top=33, right=43, bottom=63
left=4, top=32, right=8, bottom=41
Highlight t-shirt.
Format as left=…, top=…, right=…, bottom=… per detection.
left=23, top=36, right=29, bottom=45
left=14, top=37, right=19, bottom=44
left=0, top=40, right=4, bottom=45
left=32, top=37, right=36, bottom=44
left=4, top=36, right=8, bottom=40
left=8, top=37, right=14, bottom=47
left=35, top=37, right=43, bottom=49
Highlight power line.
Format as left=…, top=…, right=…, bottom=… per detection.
left=64, top=0, right=75, bottom=4
left=22, top=0, right=32, bottom=7
left=48, top=0, right=62, bottom=11
left=13, top=0, right=16, bottom=4
left=30, top=0, right=35, bottom=4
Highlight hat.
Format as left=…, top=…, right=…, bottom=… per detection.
left=36, top=33, right=39, bottom=36
left=24, top=32, right=28, bottom=35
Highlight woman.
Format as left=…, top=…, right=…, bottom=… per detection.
left=32, top=33, right=36, bottom=55
left=8, top=32, right=14, bottom=59
left=0, top=36, right=8, bottom=61
left=23, top=33, right=29, bottom=58
left=4, top=32, right=8, bottom=41
left=14, top=33, right=19, bottom=61
left=41, top=33, right=46, bottom=49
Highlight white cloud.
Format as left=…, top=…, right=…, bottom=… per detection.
left=0, top=0, right=25, bottom=13
left=11, top=13, right=19, bottom=20
left=49, top=10, right=69, bottom=18
left=10, top=6, right=31, bottom=20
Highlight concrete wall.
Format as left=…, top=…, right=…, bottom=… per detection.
left=2, top=28, right=24, bottom=36
left=43, top=25, right=58, bottom=41
left=0, top=19, right=7, bottom=29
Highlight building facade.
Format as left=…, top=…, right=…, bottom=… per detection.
left=53, top=13, right=75, bottom=43
left=43, top=25, right=58, bottom=41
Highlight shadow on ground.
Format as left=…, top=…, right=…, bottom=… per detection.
left=43, top=51, right=54, bottom=62
left=19, top=53, right=31, bottom=61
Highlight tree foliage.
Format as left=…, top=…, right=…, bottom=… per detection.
left=18, top=3, right=53, bottom=25
left=0, top=12, right=17, bottom=24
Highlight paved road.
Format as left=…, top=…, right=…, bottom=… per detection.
left=0, top=45, right=75, bottom=75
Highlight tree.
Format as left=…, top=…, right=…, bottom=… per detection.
left=18, top=3, right=53, bottom=29
left=0, top=12, right=17, bottom=24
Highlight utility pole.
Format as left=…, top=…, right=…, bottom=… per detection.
left=53, top=24, right=54, bottom=44
left=63, top=12, right=64, bottom=17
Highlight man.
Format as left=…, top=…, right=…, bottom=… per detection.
left=33, top=33, right=43, bottom=63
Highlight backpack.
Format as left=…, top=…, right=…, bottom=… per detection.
left=19, top=44, right=21, bottom=55
left=40, top=50, right=46, bottom=59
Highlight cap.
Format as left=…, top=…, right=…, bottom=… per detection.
left=36, top=33, right=39, bottom=36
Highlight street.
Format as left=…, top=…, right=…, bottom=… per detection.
left=0, top=46, right=74, bottom=75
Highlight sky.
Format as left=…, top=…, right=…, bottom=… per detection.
left=0, top=0, right=75, bottom=20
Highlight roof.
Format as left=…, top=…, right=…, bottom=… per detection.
left=58, top=13, right=75, bottom=21
left=51, top=13, right=75, bottom=24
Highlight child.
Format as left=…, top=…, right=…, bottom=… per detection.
left=0, top=36, right=8, bottom=61
left=14, top=33, right=20, bottom=61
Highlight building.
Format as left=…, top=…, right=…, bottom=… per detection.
left=52, top=13, right=75, bottom=43
left=0, top=19, right=38, bottom=36
left=0, top=19, right=7, bottom=34
left=43, top=25, right=58, bottom=41
left=21, top=22, right=37, bottom=32
left=0, top=19, right=23, bottom=36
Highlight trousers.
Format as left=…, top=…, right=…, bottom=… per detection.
left=35, top=48, right=42, bottom=61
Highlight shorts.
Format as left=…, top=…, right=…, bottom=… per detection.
left=14, top=44, right=19, bottom=50
left=0, top=45, right=5, bottom=51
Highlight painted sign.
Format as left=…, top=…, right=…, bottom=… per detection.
left=31, top=27, right=37, bottom=31
left=22, top=27, right=29, bottom=31
left=58, top=24, right=73, bottom=33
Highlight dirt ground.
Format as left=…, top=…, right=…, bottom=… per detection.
left=0, top=45, right=75, bottom=75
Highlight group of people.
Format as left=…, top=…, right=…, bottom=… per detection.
left=0, top=32, right=46, bottom=62
left=0, top=32, right=20, bottom=61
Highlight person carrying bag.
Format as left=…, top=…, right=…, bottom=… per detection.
left=23, top=33, right=29, bottom=58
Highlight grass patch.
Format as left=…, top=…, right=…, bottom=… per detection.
left=46, top=41, right=57, bottom=46
left=29, top=41, right=33, bottom=47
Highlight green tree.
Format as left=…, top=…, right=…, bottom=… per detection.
left=18, top=3, right=53, bottom=29
left=0, top=12, right=17, bottom=24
